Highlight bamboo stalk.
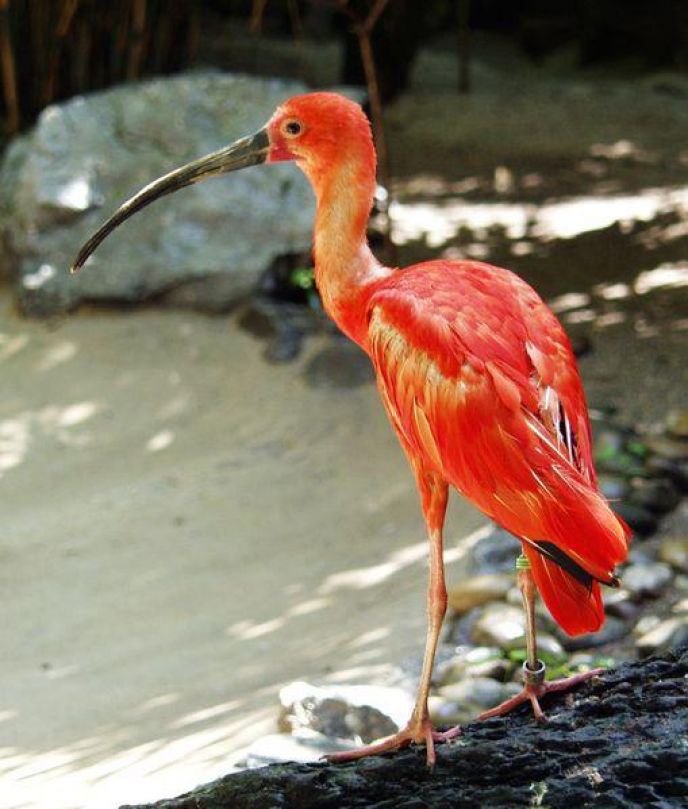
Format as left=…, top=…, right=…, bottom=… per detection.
left=127, top=0, right=147, bottom=80
left=362, top=0, right=388, bottom=34
left=356, top=26, right=388, bottom=191
left=287, top=0, right=303, bottom=37
left=43, top=0, right=81, bottom=106
left=56, top=0, right=80, bottom=37
left=28, top=0, right=43, bottom=114
left=187, top=4, right=200, bottom=65
left=338, top=0, right=395, bottom=263
left=457, top=0, right=470, bottom=93
left=0, top=0, right=19, bottom=133
left=250, top=0, right=268, bottom=34
left=1, top=0, right=200, bottom=131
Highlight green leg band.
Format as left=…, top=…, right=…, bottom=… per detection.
left=516, top=553, right=530, bottom=571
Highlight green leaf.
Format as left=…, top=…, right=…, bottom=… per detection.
left=290, top=267, right=315, bottom=291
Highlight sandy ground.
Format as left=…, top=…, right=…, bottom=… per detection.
left=0, top=295, right=488, bottom=809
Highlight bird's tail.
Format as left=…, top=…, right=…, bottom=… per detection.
left=523, top=545, right=605, bottom=635
left=523, top=493, right=631, bottom=636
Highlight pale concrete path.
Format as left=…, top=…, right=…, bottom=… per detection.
left=0, top=294, right=484, bottom=809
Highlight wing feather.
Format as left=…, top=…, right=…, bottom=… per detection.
left=366, top=260, right=629, bottom=635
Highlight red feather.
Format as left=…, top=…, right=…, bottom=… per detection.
left=367, top=260, right=629, bottom=635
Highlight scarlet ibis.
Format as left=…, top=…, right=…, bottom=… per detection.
left=71, top=93, right=630, bottom=766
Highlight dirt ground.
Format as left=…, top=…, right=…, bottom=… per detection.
left=2, top=33, right=688, bottom=809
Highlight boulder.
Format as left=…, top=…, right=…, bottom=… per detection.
left=278, top=681, right=413, bottom=744
left=0, top=72, right=317, bottom=316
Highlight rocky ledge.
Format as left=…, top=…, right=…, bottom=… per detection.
left=123, top=646, right=687, bottom=809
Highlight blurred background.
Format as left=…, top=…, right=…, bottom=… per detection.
left=1, top=2, right=687, bottom=808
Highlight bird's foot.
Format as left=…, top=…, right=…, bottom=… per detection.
left=325, top=717, right=461, bottom=768
left=476, top=660, right=605, bottom=722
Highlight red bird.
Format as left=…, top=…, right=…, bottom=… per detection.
left=72, top=93, right=630, bottom=766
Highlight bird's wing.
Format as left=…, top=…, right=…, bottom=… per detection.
left=371, top=260, right=596, bottom=475
left=367, top=261, right=628, bottom=635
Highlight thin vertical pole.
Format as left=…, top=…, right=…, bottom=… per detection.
left=457, top=0, right=470, bottom=94
left=0, top=0, right=19, bottom=133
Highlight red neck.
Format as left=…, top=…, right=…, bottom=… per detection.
left=302, top=147, right=391, bottom=348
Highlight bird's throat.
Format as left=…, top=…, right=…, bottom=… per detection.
left=309, top=158, right=391, bottom=347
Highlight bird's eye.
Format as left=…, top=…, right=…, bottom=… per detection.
left=283, top=120, right=303, bottom=137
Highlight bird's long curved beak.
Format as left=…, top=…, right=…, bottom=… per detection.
left=70, top=128, right=270, bottom=274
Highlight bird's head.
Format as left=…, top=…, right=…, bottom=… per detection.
left=70, top=92, right=375, bottom=274
left=266, top=93, right=375, bottom=185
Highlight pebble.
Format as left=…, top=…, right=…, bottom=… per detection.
left=429, top=681, right=522, bottom=725
left=447, top=573, right=513, bottom=614
left=466, top=527, right=522, bottom=576
left=659, top=536, right=688, bottom=573
left=534, top=633, right=566, bottom=660
left=568, top=652, right=615, bottom=671
left=470, top=604, right=526, bottom=648
left=613, top=502, right=658, bottom=537
left=439, top=676, right=504, bottom=708
left=603, top=588, right=639, bottom=621
left=644, top=434, right=688, bottom=461
left=666, top=408, right=688, bottom=439
left=266, top=327, right=304, bottom=364
left=645, top=457, right=688, bottom=493
left=428, top=694, right=472, bottom=727
left=598, top=474, right=631, bottom=501
left=567, top=652, right=596, bottom=669
left=436, top=646, right=508, bottom=685
left=506, top=586, right=552, bottom=621
left=594, top=427, right=626, bottom=456
left=594, top=428, right=646, bottom=477
left=628, top=477, right=681, bottom=514
left=589, top=407, right=618, bottom=422
left=633, top=614, right=661, bottom=637
left=635, top=616, right=688, bottom=655
left=623, top=562, right=674, bottom=598
left=628, top=546, right=656, bottom=565
left=462, top=645, right=503, bottom=664
left=561, top=616, right=629, bottom=651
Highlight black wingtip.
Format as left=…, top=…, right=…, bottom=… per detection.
left=530, top=540, right=594, bottom=589
left=530, top=540, right=620, bottom=591
left=523, top=536, right=622, bottom=597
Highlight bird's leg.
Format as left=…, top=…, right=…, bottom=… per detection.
left=404, top=508, right=462, bottom=759
left=476, top=553, right=604, bottom=722
left=327, top=470, right=460, bottom=767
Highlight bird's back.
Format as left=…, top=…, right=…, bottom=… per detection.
left=366, top=259, right=629, bottom=635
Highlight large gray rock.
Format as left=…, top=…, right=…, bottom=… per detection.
left=0, top=72, right=316, bottom=316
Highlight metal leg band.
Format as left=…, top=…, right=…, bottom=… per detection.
left=522, top=659, right=546, bottom=687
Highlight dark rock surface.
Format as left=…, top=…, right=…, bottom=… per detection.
left=122, top=647, right=688, bottom=809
